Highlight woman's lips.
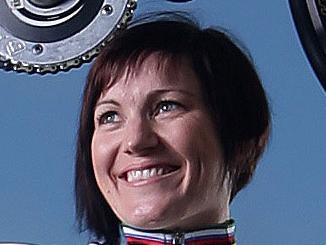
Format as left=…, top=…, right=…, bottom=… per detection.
left=118, top=164, right=180, bottom=183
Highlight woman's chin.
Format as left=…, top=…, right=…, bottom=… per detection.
left=119, top=202, right=180, bottom=230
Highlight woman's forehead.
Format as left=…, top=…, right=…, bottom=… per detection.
left=100, top=53, right=200, bottom=96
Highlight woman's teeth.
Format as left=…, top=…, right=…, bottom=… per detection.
left=126, top=167, right=167, bottom=182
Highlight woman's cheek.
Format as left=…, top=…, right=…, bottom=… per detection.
left=92, top=133, right=113, bottom=182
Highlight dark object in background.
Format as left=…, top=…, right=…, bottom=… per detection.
left=289, top=0, right=326, bottom=91
left=27, top=0, right=68, bottom=8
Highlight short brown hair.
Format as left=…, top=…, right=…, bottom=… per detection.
left=75, top=13, right=270, bottom=243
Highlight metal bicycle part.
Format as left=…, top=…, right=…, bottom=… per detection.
left=289, top=0, right=326, bottom=91
left=0, top=0, right=137, bottom=74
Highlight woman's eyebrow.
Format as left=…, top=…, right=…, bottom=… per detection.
left=95, top=99, right=120, bottom=108
left=149, top=89, right=197, bottom=97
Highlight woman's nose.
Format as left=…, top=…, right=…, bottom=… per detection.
left=123, top=117, right=159, bottom=155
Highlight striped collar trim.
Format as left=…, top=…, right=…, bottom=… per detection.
left=121, top=219, right=236, bottom=245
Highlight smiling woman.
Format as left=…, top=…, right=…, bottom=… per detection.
left=91, top=54, right=229, bottom=231
left=75, top=13, right=270, bottom=245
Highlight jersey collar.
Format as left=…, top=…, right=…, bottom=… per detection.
left=121, top=219, right=236, bottom=245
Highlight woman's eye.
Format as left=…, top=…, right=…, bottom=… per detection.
left=156, top=101, right=180, bottom=115
left=97, top=111, right=119, bottom=125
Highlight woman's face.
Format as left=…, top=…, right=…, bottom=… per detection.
left=91, top=54, right=230, bottom=230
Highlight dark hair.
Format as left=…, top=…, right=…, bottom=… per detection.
left=75, top=13, right=270, bottom=243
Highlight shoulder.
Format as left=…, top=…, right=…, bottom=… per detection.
left=88, top=242, right=107, bottom=245
left=88, top=240, right=109, bottom=245
left=88, top=234, right=122, bottom=245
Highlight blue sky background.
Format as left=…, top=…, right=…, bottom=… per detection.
left=0, top=0, right=325, bottom=244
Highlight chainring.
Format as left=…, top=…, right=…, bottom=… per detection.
left=0, top=0, right=137, bottom=74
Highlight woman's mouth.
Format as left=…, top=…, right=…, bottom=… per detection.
left=120, top=165, right=180, bottom=183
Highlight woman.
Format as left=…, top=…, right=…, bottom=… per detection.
left=75, top=14, right=270, bottom=245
